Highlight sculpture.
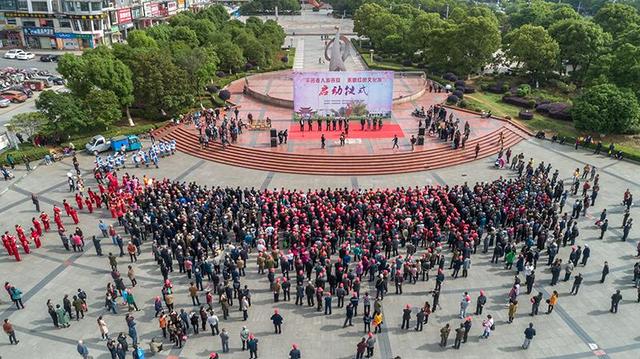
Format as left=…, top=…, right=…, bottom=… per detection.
left=324, top=26, right=350, bottom=71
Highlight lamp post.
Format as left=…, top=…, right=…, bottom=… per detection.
left=370, top=49, right=374, bottom=63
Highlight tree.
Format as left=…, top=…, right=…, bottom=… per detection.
left=504, top=24, right=560, bottom=83
left=170, top=43, right=219, bottom=90
left=448, top=15, right=501, bottom=76
left=58, top=47, right=135, bottom=126
left=407, top=13, right=447, bottom=55
left=214, top=41, right=245, bottom=73
left=549, top=18, right=611, bottom=81
left=594, top=3, right=640, bottom=38
left=608, top=43, right=640, bottom=95
left=8, top=112, right=47, bottom=144
left=572, top=83, right=640, bottom=134
left=126, top=30, right=158, bottom=48
left=82, top=89, right=121, bottom=130
left=126, top=48, right=194, bottom=117
left=36, top=90, right=89, bottom=138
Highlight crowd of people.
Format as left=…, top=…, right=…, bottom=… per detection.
left=2, top=134, right=638, bottom=358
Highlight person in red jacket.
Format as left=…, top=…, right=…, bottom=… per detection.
left=32, top=217, right=42, bottom=236
left=75, top=193, right=84, bottom=210
left=30, top=227, right=41, bottom=248
left=63, top=200, right=72, bottom=217
left=85, top=197, right=93, bottom=213
left=70, top=208, right=79, bottom=225
left=40, top=212, right=50, bottom=231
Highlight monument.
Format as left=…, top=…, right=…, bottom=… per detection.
left=324, top=26, right=350, bottom=71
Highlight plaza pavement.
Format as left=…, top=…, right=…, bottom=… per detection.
left=0, top=136, right=639, bottom=359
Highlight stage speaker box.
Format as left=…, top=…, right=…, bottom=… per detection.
left=270, top=138, right=278, bottom=147
left=270, top=128, right=277, bottom=138
left=418, top=127, right=426, bottom=136
left=417, top=135, right=425, bottom=146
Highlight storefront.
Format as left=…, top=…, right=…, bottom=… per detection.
left=55, top=32, right=95, bottom=50
left=23, top=27, right=56, bottom=49
left=0, top=25, right=23, bottom=48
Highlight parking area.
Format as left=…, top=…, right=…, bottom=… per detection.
left=0, top=55, right=59, bottom=74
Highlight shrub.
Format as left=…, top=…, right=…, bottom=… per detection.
left=281, top=56, right=288, bottom=63
left=463, top=86, right=476, bottom=94
left=446, top=95, right=459, bottom=104
left=454, top=80, right=466, bottom=88
left=402, top=59, right=413, bottom=66
left=443, top=72, right=458, bottom=81
left=518, top=110, right=534, bottom=120
left=502, top=96, right=536, bottom=109
left=206, top=85, right=219, bottom=94
left=453, top=89, right=464, bottom=99
left=487, top=81, right=509, bottom=94
left=215, top=71, right=226, bottom=78
left=458, top=99, right=469, bottom=108
left=218, top=89, right=231, bottom=101
left=572, top=83, right=640, bottom=134
left=0, top=145, right=50, bottom=166
left=517, top=84, right=532, bottom=97
left=536, top=102, right=573, bottom=121
left=373, top=55, right=383, bottom=62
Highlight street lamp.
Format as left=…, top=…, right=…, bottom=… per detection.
left=369, top=49, right=374, bottom=63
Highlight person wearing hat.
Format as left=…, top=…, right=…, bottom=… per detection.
left=365, top=332, right=376, bottom=358
left=270, top=309, right=283, bottom=334
left=401, top=304, right=412, bottom=329
left=247, top=334, right=259, bottom=359
left=209, top=352, right=218, bottom=359
left=289, top=344, right=301, bottom=359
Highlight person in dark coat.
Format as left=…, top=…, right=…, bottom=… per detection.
left=270, top=309, right=283, bottom=334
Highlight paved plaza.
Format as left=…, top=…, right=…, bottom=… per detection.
left=0, top=136, right=639, bottom=359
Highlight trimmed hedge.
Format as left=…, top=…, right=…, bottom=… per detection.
left=518, top=110, right=534, bottom=120
left=447, top=95, right=460, bottom=104
left=536, top=102, right=572, bottom=121
left=502, top=96, right=536, bottom=109
left=1, top=145, right=50, bottom=166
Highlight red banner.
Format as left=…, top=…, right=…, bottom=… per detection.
left=117, top=8, right=132, bottom=24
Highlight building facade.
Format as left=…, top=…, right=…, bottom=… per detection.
left=0, top=0, right=211, bottom=50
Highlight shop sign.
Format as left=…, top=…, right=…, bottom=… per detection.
left=117, top=8, right=132, bottom=24
left=56, top=32, right=93, bottom=40
left=23, top=27, right=55, bottom=36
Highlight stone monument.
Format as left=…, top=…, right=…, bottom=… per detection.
left=324, top=26, right=350, bottom=71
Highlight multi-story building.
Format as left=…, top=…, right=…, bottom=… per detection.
left=0, top=0, right=205, bottom=50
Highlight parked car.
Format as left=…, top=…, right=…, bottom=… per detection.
left=39, top=54, right=59, bottom=62
left=3, top=49, right=25, bottom=59
left=16, top=52, right=35, bottom=60
left=48, top=76, right=65, bottom=86
left=0, top=97, right=11, bottom=107
left=1, top=90, right=28, bottom=103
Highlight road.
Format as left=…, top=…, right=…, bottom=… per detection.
left=0, top=56, right=59, bottom=74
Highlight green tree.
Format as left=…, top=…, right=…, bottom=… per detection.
left=82, top=89, right=121, bottom=130
left=594, top=3, right=640, bottom=38
left=449, top=15, right=501, bottom=76
left=36, top=90, right=89, bottom=137
left=609, top=43, right=640, bottom=95
left=126, top=48, right=194, bottom=117
left=572, top=83, right=640, bottom=134
left=504, top=24, right=560, bottom=83
left=171, top=26, right=199, bottom=48
left=58, top=47, right=134, bottom=125
left=8, top=112, right=47, bottom=144
left=126, top=30, right=158, bottom=48
left=549, top=18, right=611, bottom=81
left=214, top=41, right=245, bottom=73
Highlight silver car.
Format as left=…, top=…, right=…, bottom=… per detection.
left=0, top=97, right=10, bottom=107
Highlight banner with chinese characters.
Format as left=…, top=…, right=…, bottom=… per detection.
left=293, top=71, right=393, bottom=119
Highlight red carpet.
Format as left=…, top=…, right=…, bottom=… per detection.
left=287, top=123, right=405, bottom=140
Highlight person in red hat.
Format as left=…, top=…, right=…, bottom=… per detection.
left=289, top=344, right=301, bottom=359
left=270, top=309, right=283, bottom=334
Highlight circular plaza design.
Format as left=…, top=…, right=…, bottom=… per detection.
left=155, top=69, right=529, bottom=176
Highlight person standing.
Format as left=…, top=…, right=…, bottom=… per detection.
left=401, top=304, right=411, bottom=329
left=271, top=309, right=283, bottom=334
left=344, top=302, right=354, bottom=327
left=365, top=332, right=376, bottom=358
left=622, top=219, right=633, bottom=241
left=247, top=334, right=259, bottom=359
left=356, top=337, right=366, bottom=359
left=530, top=292, right=543, bottom=316
left=321, top=134, right=326, bottom=149
left=31, top=193, right=40, bottom=212
left=439, top=323, right=450, bottom=347
left=610, top=290, right=622, bottom=313
left=476, top=290, right=486, bottom=315
left=220, top=328, right=230, bottom=353
left=601, top=261, right=610, bottom=283
left=3, top=319, right=18, bottom=344
left=481, top=315, right=494, bottom=339
left=92, top=236, right=103, bottom=256
left=570, top=273, right=583, bottom=295
left=454, top=323, right=465, bottom=349
left=240, top=326, right=249, bottom=351
left=522, top=323, right=536, bottom=349
left=98, top=316, right=109, bottom=340
left=474, top=143, right=480, bottom=159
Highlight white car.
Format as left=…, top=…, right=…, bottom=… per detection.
left=16, top=52, right=34, bottom=60
left=3, top=49, right=25, bottom=59
left=0, top=98, right=10, bottom=107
